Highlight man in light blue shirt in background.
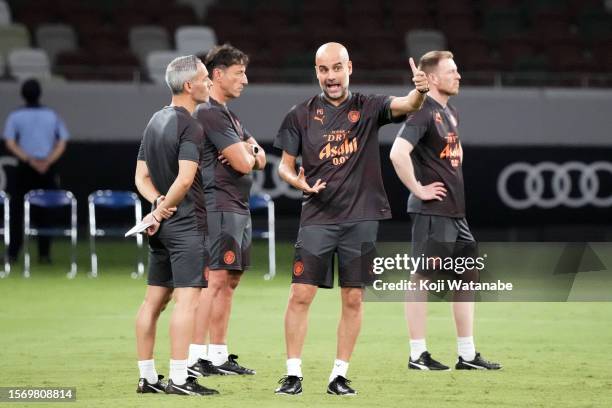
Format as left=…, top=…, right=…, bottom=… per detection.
left=3, top=78, right=70, bottom=264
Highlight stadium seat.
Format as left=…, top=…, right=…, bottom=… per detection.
left=146, top=50, right=181, bottom=84
left=252, top=10, right=293, bottom=34
left=204, top=7, right=245, bottom=28
left=438, top=14, right=479, bottom=38
left=8, top=48, right=51, bottom=80
left=482, top=9, right=525, bottom=42
left=249, top=193, right=276, bottom=280
left=35, top=24, right=78, bottom=64
left=175, top=25, right=217, bottom=55
left=345, top=0, right=386, bottom=30
left=547, top=43, right=593, bottom=73
left=406, top=29, right=447, bottom=61
left=162, top=5, right=199, bottom=34
left=129, top=25, right=171, bottom=65
left=499, top=36, right=538, bottom=68
left=0, top=24, right=30, bottom=59
left=0, top=191, right=10, bottom=278
left=79, top=27, right=127, bottom=55
left=88, top=190, right=144, bottom=279
left=450, top=38, right=502, bottom=73
left=577, top=12, right=612, bottom=41
left=531, top=14, right=574, bottom=43
left=23, top=189, right=77, bottom=279
left=387, top=0, right=430, bottom=14
left=0, top=0, right=11, bottom=25
left=176, top=0, right=217, bottom=20
left=436, top=0, right=476, bottom=15
left=60, top=9, right=106, bottom=38
left=54, top=50, right=98, bottom=80
left=113, top=10, right=155, bottom=34
left=480, top=0, right=517, bottom=10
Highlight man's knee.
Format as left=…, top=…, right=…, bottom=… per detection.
left=142, top=287, right=173, bottom=315
left=159, top=292, right=172, bottom=312
left=342, top=288, right=363, bottom=312
left=173, top=287, right=201, bottom=311
left=288, top=284, right=317, bottom=309
left=227, top=271, right=242, bottom=290
left=207, top=270, right=228, bottom=295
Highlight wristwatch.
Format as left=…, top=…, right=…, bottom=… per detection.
left=418, top=87, right=429, bottom=94
left=251, top=144, right=260, bottom=156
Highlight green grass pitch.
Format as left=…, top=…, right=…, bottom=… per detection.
left=1, top=240, right=611, bottom=407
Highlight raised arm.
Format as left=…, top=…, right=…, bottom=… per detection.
left=390, top=57, right=429, bottom=117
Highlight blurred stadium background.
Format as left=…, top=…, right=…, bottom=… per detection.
left=0, top=1, right=611, bottom=406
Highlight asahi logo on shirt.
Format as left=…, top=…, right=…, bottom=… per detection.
left=319, top=130, right=358, bottom=166
left=439, top=132, right=461, bottom=168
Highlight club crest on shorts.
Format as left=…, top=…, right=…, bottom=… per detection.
left=223, top=250, right=236, bottom=264
left=293, top=260, right=304, bottom=276
left=348, top=110, right=360, bottom=123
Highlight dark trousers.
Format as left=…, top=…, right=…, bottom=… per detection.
left=8, top=160, right=59, bottom=261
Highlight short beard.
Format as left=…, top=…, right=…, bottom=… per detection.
left=322, top=86, right=347, bottom=101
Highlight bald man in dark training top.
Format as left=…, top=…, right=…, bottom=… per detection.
left=273, top=42, right=429, bottom=396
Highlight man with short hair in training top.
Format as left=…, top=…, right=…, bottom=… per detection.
left=188, top=44, right=265, bottom=377
left=390, top=50, right=501, bottom=372
left=273, top=42, right=429, bottom=396
left=134, top=55, right=218, bottom=396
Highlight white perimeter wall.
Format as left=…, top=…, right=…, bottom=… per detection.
left=0, top=82, right=610, bottom=145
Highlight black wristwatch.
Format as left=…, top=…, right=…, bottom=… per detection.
left=152, top=195, right=162, bottom=210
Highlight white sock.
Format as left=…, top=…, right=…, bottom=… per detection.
left=137, top=359, right=158, bottom=383
left=169, top=359, right=188, bottom=385
left=329, top=359, right=349, bottom=383
left=286, top=358, right=302, bottom=377
left=410, top=338, right=427, bottom=361
left=209, top=344, right=228, bottom=366
left=187, top=344, right=207, bottom=366
left=457, top=336, right=476, bottom=361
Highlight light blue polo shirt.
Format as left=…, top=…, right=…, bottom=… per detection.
left=3, top=107, right=70, bottom=159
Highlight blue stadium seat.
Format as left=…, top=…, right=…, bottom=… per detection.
left=249, top=193, right=276, bottom=280
left=23, top=189, right=77, bottom=279
left=88, top=190, right=143, bottom=278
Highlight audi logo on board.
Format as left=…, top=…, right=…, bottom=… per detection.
left=497, top=161, right=612, bottom=209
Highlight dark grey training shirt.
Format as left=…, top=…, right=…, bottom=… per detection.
left=194, top=98, right=253, bottom=215
left=138, top=106, right=206, bottom=234
left=396, top=96, right=466, bottom=218
left=274, top=92, right=403, bottom=226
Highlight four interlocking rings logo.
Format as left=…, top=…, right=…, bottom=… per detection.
left=497, top=161, right=612, bottom=209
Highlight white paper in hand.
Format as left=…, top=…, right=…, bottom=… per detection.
left=124, top=220, right=154, bottom=237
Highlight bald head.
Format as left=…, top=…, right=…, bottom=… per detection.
left=315, top=42, right=349, bottom=65
left=314, top=42, right=352, bottom=104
